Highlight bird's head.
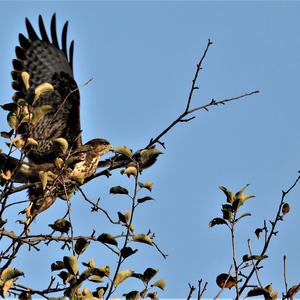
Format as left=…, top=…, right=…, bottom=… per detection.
left=85, top=138, right=113, bottom=156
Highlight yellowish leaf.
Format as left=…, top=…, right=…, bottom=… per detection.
left=55, top=157, right=64, bottom=168
left=7, top=112, right=18, bottom=129
left=21, top=72, right=30, bottom=90
left=1, top=170, right=12, bottom=181
left=114, top=269, right=133, bottom=287
left=34, top=82, right=54, bottom=103
left=26, top=138, right=38, bottom=146
left=11, top=137, right=25, bottom=149
left=99, top=265, right=110, bottom=277
left=123, top=166, right=137, bottom=177
left=1, top=267, right=24, bottom=281
left=133, top=234, right=153, bottom=245
left=53, top=138, right=69, bottom=153
left=151, top=279, right=166, bottom=290
left=63, top=256, right=78, bottom=275
left=113, top=145, right=132, bottom=157
left=124, top=210, right=131, bottom=223
left=39, top=171, right=48, bottom=190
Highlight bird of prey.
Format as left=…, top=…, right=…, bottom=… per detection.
left=0, top=14, right=112, bottom=221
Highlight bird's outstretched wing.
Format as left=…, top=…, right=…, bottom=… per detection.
left=11, top=14, right=82, bottom=164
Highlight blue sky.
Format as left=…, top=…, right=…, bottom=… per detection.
left=0, top=1, right=300, bottom=298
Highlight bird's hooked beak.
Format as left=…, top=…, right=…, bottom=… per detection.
left=100, top=143, right=113, bottom=156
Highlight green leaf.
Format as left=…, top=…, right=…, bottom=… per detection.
left=95, top=287, right=107, bottom=298
left=243, top=254, right=268, bottom=262
left=1, top=103, right=17, bottom=112
left=221, top=204, right=233, bottom=221
left=151, top=279, right=166, bottom=290
left=58, top=271, right=72, bottom=284
left=132, top=234, right=153, bottom=245
left=247, top=287, right=270, bottom=298
left=0, top=130, right=14, bottom=139
left=7, top=112, right=18, bottom=129
left=11, top=137, right=25, bottom=149
left=138, top=181, right=153, bottom=191
left=236, top=213, right=252, bottom=222
left=97, top=233, right=118, bottom=246
left=78, top=269, right=92, bottom=282
left=255, top=228, right=263, bottom=239
left=0, top=219, right=7, bottom=228
left=1, top=267, right=24, bottom=281
left=113, top=145, right=132, bottom=157
left=48, top=219, right=71, bottom=233
left=89, top=275, right=103, bottom=283
left=123, top=291, right=140, bottom=300
left=114, top=269, right=134, bottom=287
left=208, top=217, right=228, bottom=227
left=121, top=247, right=138, bottom=259
left=39, top=171, right=48, bottom=191
left=118, top=211, right=127, bottom=223
left=98, top=265, right=110, bottom=277
left=34, top=82, right=54, bottom=103
left=219, top=186, right=235, bottom=203
left=131, top=272, right=144, bottom=280
left=137, top=196, right=154, bottom=204
left=63, top=256, right=78, bottom=275
left=75, top=238, right=90, bottom=255
left=139, top=149, right=162, bottom=165
left=51, top=261, right=65, bottom=271
left=53, top=137, right=68, bottom=153
left=122, top=166, right=137, bottom=177
left=233, top=184, right=255, bottom=211
left=79, top=267, right=106, bottom=281
left=143, top=268, right=158, bottom=284
left=110, top=186, right=129, bottom=195
left=82, top=257, right=96, bottom=269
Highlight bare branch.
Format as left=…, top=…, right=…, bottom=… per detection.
left=283, top=255, right=288, bottom=296
left=198, top=279, right=208, bottom=300
left=187, top=283, right=196, bottom=300
left=185, top=38, right=213, bottom=112
left=237, top=173, right=300, bottom=298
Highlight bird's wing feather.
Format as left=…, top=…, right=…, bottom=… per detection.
left=11, top=14, right=82, bottom=164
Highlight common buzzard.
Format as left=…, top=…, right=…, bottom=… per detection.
left=1, top=14, right=112, bottom=220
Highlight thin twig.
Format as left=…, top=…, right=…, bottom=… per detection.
left=213, top=265, right=233, bottom=300
left=247, top=239, right=263, bottom=288
left=185, top=38, right=213, bottom=112
left=187, top=283, right=196, bottom=300
left=145, top=37, right=258, bottom=149
left=283, top=255, right=288, bottom=296
left=231, top=211, right=240, bottom=299
left=105, top=171, right=140, bottom=299
left=77, top=187, right=118, bottom=224
left=237, top=173, right=300, bottom=298
left=147, top=90, right=258, bottom=149
left=198, top=279, right=208, bottom=300
left=152, top=241, right=168, bottom=259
